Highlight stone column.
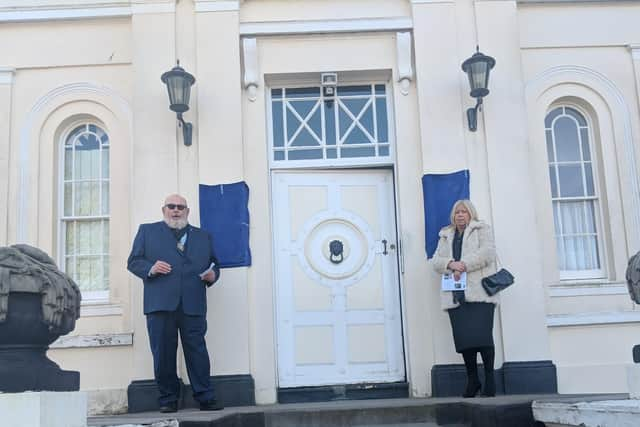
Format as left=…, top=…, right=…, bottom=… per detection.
left=129, top=0, right=178, bottom=393
left=194, top=0, right=253, bottom=402
left=475, top=0, right=556, bottom=393
left=0, top=67, right=14, bottom=246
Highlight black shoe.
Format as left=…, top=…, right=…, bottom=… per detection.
left=482, top=373, right=496, bottom=397
left=463, top=378, right=481, bottom=398
left=199, top=400, right=224, bottom=411
left=159, top=402, right=178, bottom=413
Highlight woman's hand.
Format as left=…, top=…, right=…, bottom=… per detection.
left=447, top=260, right=466, bottom=273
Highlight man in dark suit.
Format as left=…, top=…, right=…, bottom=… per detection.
left=127, top=193, right=223, bottom=413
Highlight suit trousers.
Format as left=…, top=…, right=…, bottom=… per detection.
left=146, top=306, right=215, bottom=406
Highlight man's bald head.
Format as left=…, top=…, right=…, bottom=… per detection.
left=162, top=194, right=190, bottom=229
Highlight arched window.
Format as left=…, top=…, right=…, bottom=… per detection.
left=59, top=123, right=110, bottom=298
left=545, top=106, right=604, bottom=279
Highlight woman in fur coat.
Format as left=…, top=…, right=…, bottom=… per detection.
left=432, top=199, right=499, bottom=397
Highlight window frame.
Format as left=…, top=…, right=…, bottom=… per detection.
left=57, top=120, right=110, bottom=302
left=545, top=103, right=607, bottom=281
left=266, top=78, right=396, bottom=170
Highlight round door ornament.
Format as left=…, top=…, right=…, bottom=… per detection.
left=296, top=210, right=375, bottom=287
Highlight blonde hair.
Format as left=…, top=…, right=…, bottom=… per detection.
left=449, top=199, right=479, bottom=226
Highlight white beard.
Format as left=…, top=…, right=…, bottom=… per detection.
left=165, top=218, right=188, bottom=229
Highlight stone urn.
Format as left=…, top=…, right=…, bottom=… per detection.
left=0, top=244, right=81, bottom=392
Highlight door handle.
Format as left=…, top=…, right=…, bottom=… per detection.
left=382, top=239, right=388, bottom=255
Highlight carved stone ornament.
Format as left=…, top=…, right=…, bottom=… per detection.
left=627, top=250, right=640, bottom=305
left=0, top=244, right=82, bottom=392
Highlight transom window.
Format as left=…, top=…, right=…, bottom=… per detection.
left=545, top=106, right=604, bottom=279
left=59, top=123, right=110, bottom=298
left=270, top=84, right=391, bottom=165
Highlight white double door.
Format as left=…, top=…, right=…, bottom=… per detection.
left=272, top=170, right=405, bottom=387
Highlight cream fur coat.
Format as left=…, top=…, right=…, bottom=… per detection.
left=432, top=220, right=499, bottom=310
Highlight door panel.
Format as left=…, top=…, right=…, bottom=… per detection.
left=273, top=170, right=405, bottom=387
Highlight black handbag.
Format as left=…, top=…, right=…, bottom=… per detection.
left=482, top=268, right=514, bottom=296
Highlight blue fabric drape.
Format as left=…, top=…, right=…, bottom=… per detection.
left=199, top=181, right=252, bottom=268
left=422, top=170, right=470, bottom=259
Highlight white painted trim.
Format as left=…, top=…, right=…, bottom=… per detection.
left=526, top=65, right=640, bottom=254
left=396, top=32, right=413, bottom=96
left=131, top=2, right=175, bottom=14
left=194, top=0, right=239, bottom=12
left=0, top=68, right=15, bottom=85
left=17, top=82, right=133, bottom=243
left=629, top=45, right=640, bottom=61
left=411, top=0, right=455, bottom=4
left=547, top=311, right=640, bottom=327
left=239, top=17, right=413, bottom=37
left=0, top=7, right=131, bottom=23
left=548, top=282, right=628, bottom=297
left=80, top=302, right=123, bottom=317
left=242, top=38, right=259, bottom=101
left=50, top=332, right=133, bottom=349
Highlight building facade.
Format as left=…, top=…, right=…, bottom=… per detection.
left=1, top=0, right=640, bottom=414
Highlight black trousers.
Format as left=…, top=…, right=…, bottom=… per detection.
left=146, top=307, right=215, bottom=406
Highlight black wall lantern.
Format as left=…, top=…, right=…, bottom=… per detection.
left=161, top=60, right=196, bottom=146
left=461, top=47, right=495, bottom=132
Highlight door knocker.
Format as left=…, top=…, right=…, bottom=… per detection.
left=329, top=240, right=344, bottom=264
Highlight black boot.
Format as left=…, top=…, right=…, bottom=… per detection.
left=462, top=350, right=481, bottom=398
left=480, top=346, right=496, bottom=397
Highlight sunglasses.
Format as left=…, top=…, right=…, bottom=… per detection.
left=165, top=204, right=187, bottom=211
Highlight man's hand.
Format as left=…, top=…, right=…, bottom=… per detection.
left=201, top=270, right=218, bottom=283
left=150, top=260, right=172, bottom=275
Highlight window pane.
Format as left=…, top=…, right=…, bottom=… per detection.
left=558, top=165, right=584, bottom=197
left=342, top=147, right=376, bottom=158
left=559, top=201, right=587, bottom=234
left=285, top=87, right=319, bottom=98
left=545, top=107, right=562, bottom=128
left=286, top=107, right=300, bottom=141
left=324, top=100, right=336, bottom=145
left=580, top=128, right=591, bottom=161
left=376, top=98, right=388, bottom=143
left=327, top=148, right=337, bottom=159
left=64, top=148, right=73, bottom=180
left=271, top=88, right=282, bottom=99
left=274, top=150, right=285, bottom=161
left=76, top=256, right=103, bottom=291
left=103, top=255, right=110, bottom=289
left=565, top=107, right=587, bottom=126
left=64, top=183, right=73, bottom=216
left=75, top=182, right=100, bottom=216
left=272, top=101, right=284, bottom=147
left=584, top=163, right=594, bottom=196
left=342, top=98, right=369, bottom=118
left=549, top=166, right=558, bottom=198
left=379, top=146, right=389, bottom=156
left=102, top=182, right=109, bottom=215
left=562, top=236, right=599, bottom=270
left=337, top=85, right=372, bottom=96
left=65, top=256, right=75, bottom=277
left=290, top=128, right=320, bottom=147
left=289, top=100, right=317, bottom=121
left=103, top=220, right=110, bottom=253
left=65, top=222, right=76, bottom=254
left=554, top=117, right=581, bottom=162
left=102, top=146, right=110, bottom=179
left=343, top=126, right=372, bottom=145
left=77, top=220, right=102, bottom=254
left=545, top=130, right=554, bottom=162
left=288, top=149, right=323, bottom=160
left=375, top=84, right=385, bottom=95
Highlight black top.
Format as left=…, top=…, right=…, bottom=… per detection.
left=452, top=228, right=465, bottom=304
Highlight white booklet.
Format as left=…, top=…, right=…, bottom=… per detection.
left=441, top=272, right=467, bottom=291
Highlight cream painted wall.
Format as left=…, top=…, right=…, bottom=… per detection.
left=240, top=0, right=410, bottom=23
left=0, top=70, right=13, bottom=246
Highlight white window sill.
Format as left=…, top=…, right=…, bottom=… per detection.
left=80, top=302, right=123, bottom=317
left=50, top=332, right=133, bottom=349
left=548, top=280, right=628, bottom=297
left=547, top=311, right=640, bottom=327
